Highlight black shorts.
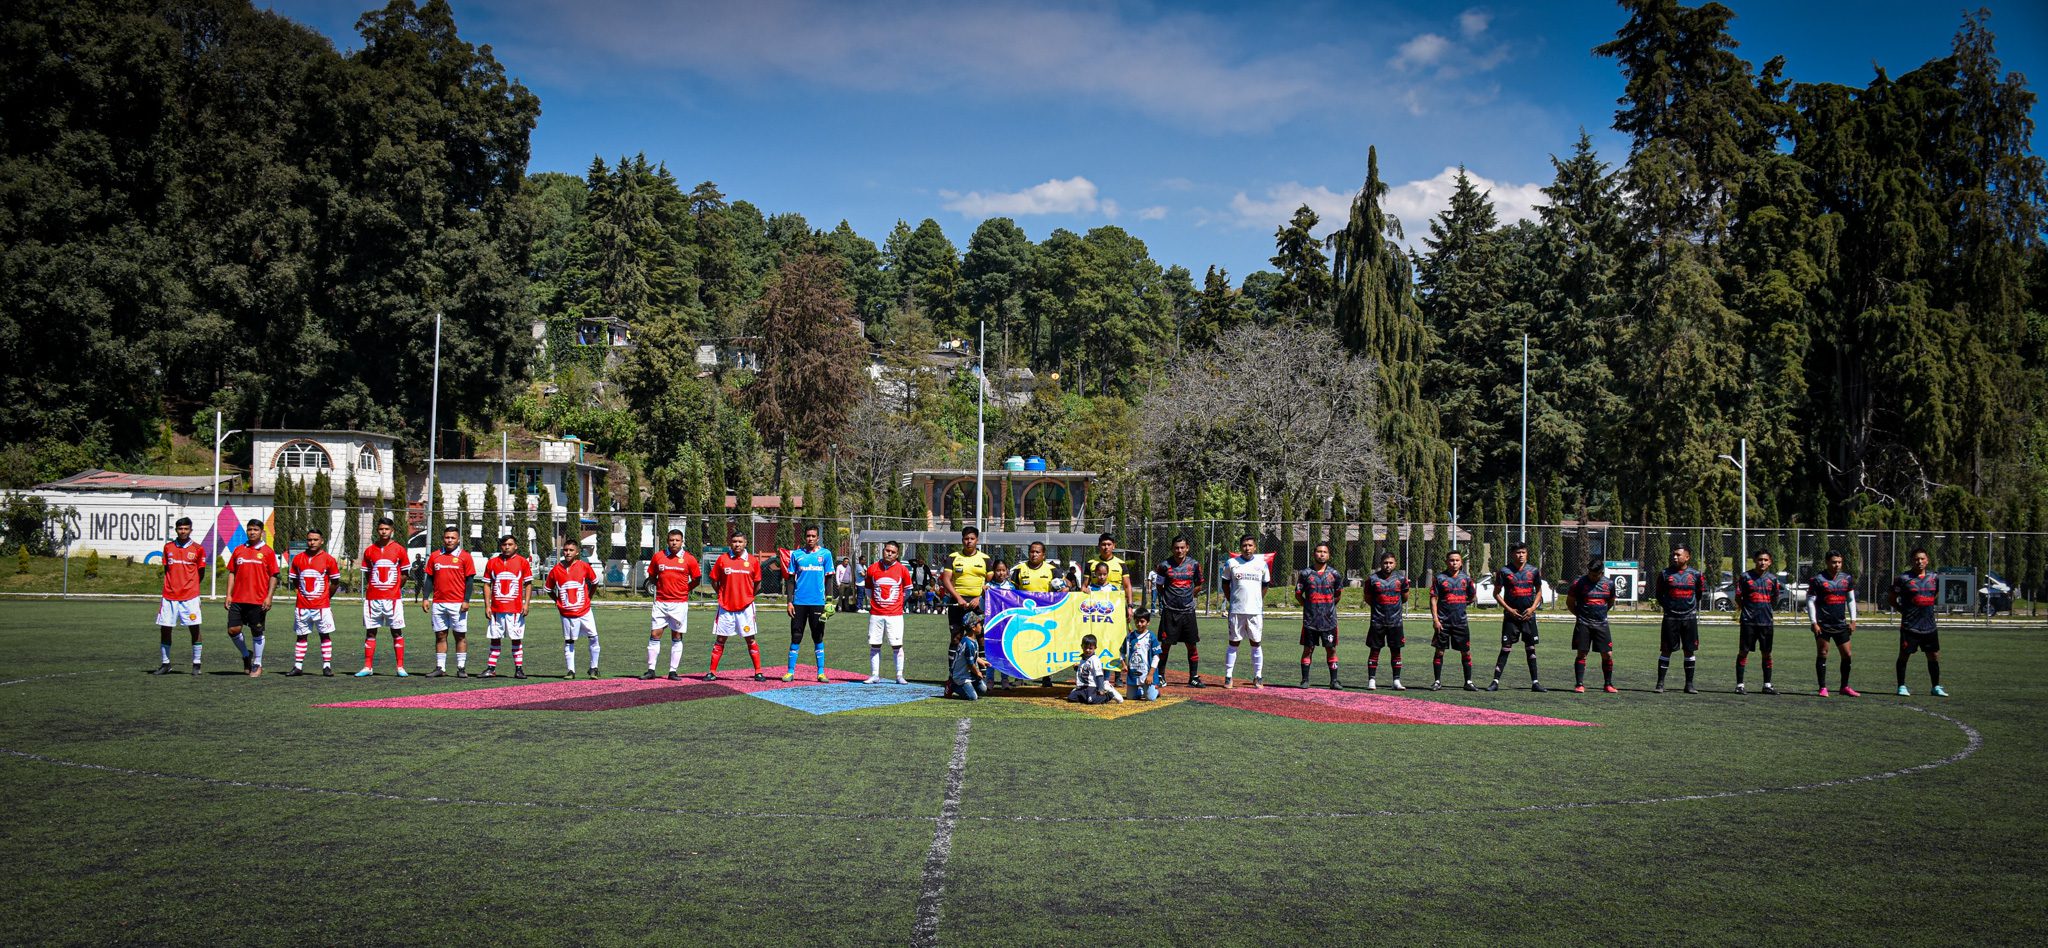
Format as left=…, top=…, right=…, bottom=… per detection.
left=226, top=602, right=269, bottom=631
left=947, top=601, right=978, bottom=634
left=1900, top=629, right=1940, bottom=653
left=1500, top=615, right=1539, bottom=647
left=1660, top=616, right=1700, bottom=653
left=1432, top=625, right=1471, bottom=652
left=1572, top=619, right=1613, bottom=654
left=1813, top=623, right=1852, bottom=645
left=1300, top=626, right=1338, bottom=649
left=789, top=604, right=827, bottom=642
left=1159, top=610, right=1200, bottom=645
left=1366, top=624, right=1405, bottom=649
left=1739, top=622, right=1774, bottom=653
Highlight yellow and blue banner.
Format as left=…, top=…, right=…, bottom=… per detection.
left=982, top=587, right=1128, bottom=680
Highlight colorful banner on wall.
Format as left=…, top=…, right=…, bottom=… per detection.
left=981, top=586, right=1129, bottom=681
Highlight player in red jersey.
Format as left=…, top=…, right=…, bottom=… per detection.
left=706, top=528, right=765, bottom=681
left=224, top=517, right=278, bottom=676
left=642, top=529, right=701, bottom=679
left=482, top=535, right=533, bottom=678
left=864, top=540, right=913, bottom=683
left=355, top=516, right=411, bottom=677
left=547, top=537, right=602, bottom=678
left=284, top=528, right=341, bottom=676
left=152, top=517, right=209, bottom=675
left=419, top=526, right=477, bottom=677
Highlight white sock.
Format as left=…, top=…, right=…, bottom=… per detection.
left=669, top=639, right=685, bottom=672
left=159, top=642, right=170, bottom=663
left=229, top=633, right=249, bottom=658
left=191, top=643, right=202, bottom=666
left=870, top=646, right=881, bottom=677
left=252, top=635, right=265, bottom=664
left=587, top=634, right=599, bottom=669
left=564, top=641, right=577, bottom=672
left=1252, top=645, right=1264, bottom=679
left=435, top=651, right=446, bottom=670
left=456, top=651, right=467, bottom=669
left=1226, top=644, right=1239, bottom=678
left=894, top=649, right=905, bottom=678
left=647, top=639, right=660, bottom=668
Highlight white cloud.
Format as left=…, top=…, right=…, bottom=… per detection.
left=497, top=0, right=1335, bottom=129
left=1137, top=205, right=1170, bottom=221
left=1459, top=9, right=1493, bottom=38
left=1393, top=33, right=1451, bottom=71
left=1227, top=166, right=1546, bottom=250
left=940, top=176, right=1105, bottom=217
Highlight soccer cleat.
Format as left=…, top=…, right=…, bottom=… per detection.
left=782, top=672, right=796, bottom=682
left=1735, top=682, right=1745, bottom=694
left=1603, top=685, right=1618, bottom=693
left=1932, top=685, right=1949, bottom=697
left=1223, top=677, right=1235, bottom=689
left=1189, top=675, right=1205, bottom=688
left=1486, top=680, right=1500, bottom=692
left=1464, top=681, right=1478, bottom=692
left=702, top=672, right=718, bottom=681
left=817, top=674, right=830, bottom=683
left=1896, top=685, right=1911, bottom=696
left=1532, top=682, right=1547, bottom=693
left=456, top=668, right=467, bottom=678
left=1573, top=685, right=1586, bottom=693
left=151, top=663, right=172, bottom=675
left=355, top=668, right=374, bottom=678
left=1654, top=685, right=1664, bottom=694
left=481, top=669, right=496, bottom=679
left=513, top=668, right=527, bottom=679
left=588, top=668, right=599, bottom=679
left=190, top=665, right=202, bottom=676
left=1254, top=678, right=1265, bottom=690
left=1392, top=679, right=1406, bottom=691
left=1329, top=678, right=1344, bottom=690
left=284, top=667, right=304, bottom=677
left=249, top=665, right=263, bottom=678
left=1430, top=680, right=1443, bottom=691
left=864, top=675, right=881, bottom=684
left=1841, top=686, right=1860, bottom=697
left=321, top=665, right=333, bottom=677
left=1366, top=678, right=1377, bottom=690
left=1817, top=686, right=1830, bottom=697
left=426, top=668, right=445, bottom=678
left=640, top=669, right=657, bottom=680
left=894, top=676, right=908, bottom=685
left=1760, top=682, right=1774, bottom=694
left=563, top=670, right=576, bottom=680
left=752, top=673, right=767, bottom=682
left=1683, top=684, right=1697, bottom=694
left=666, top=672, right=681, bottom=681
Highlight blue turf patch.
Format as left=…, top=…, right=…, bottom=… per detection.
left=748, top=682, right=944, bottom=716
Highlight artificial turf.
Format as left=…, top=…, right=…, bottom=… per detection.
left=1, top=600, right=2043, bottom=945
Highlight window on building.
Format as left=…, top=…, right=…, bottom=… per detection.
left=276, top=441, right=331, bottom=471
left=356, top=447, right=379, bottom=471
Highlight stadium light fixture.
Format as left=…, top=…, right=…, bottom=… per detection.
left=1718, top=438, right=1748, bottom=570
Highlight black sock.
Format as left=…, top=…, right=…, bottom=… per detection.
left=1391, top=655, right=1403, bottom=680
left=1928, top=656, right=1940, bottom=686
left=1433, top=653, right=1443, bottom=681
left=1526, top=652, right=1539, bottom=682
left=1574, top=657, right=1586, bottom=686
left=1300, top=659, right=1311, bottom=684
left=1683, top=655, right=1696, bottom=685
left=1735, top=657, right=1747, bottom=685
left=1816, top=656, right=1828, bottom=690
left=1657, top=654, right=1670, bottom=686
left=1762, top=655, right=1772, bottom=685
left=1898, top=652, right=1910, bottom=686
left=1601, top=654, right=1614, bottom=686
left=1367, top=651, right=1379, bottom=678
left=1492, top=650, right=1510, bottom=680
left=1462, top=653, right=1473, bottom=680
left=1188, top=650, right=1200, bottom=677
left=1328, top=659, right=1340, bottom=683
left=1840, top=655, right=1852, bottom=688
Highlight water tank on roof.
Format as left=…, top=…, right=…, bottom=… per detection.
left=1024, top=456, right=1047, bottom=471
left=1003, top=456, right=1025, bottom=471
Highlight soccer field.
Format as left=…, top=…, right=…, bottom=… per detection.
left=2, top=601, right=2044, bottom=946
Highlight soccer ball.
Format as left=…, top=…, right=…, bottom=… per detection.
left=1050, top=577, right=1069, bottom=592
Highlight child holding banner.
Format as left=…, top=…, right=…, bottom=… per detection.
left=1067, top=634, right=1123, bottom=704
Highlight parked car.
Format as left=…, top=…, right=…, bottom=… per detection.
left=1713, top=571, right=1800, bottom=612
left=1474, top=575, right=1559, bottom=607
left=1980, top=571, right=2014, bottom=615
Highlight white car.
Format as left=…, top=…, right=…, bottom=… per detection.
left=1473, top=574, right=1559, bottom=607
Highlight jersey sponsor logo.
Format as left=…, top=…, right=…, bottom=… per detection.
left=555, top=580, right=587, bottom=611
left=298, top=569, right=327, bottom=597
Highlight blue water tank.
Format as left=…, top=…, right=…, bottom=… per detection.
left=1003, top=455, right=1026, bottom=471
left=1024, top=456, right=1047, bottom=471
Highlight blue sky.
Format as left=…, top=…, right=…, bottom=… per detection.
left=264, top=0, right=2045, bottom=280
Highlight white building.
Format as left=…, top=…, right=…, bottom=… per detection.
left=424, top=436, right=607, bottom=522
left=249, top=429, right=397, bottom=498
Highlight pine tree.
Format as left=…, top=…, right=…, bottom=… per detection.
left=651, top=473, right=670, bottom=548
left=1329, top=488, right=1349, bottom=578
left=821, top=465, right=842, bottom=550
left=274, top=475, right=297, bottom=550
left=536, top=485, right=556, bottom=551
left=1277, top=491, right=1295, bottom=575
left=596, top=510, right=615, bottom=564
left=482, top=482, right=501, bottom=544
left=343, top=468, right=362, bottom=556
left=456, top=488, right=472, bottom=550
left=310, top=470, right=332, bottom=545
left=392, top=466, right=409, bottom=534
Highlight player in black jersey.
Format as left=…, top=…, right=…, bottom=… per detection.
left=1363, top=552, right=1411, bottom=689
left=1488, top=543, right=1545, bottom=692
left=1430, top=550, right=1477, bottom=691
left=1892, top=547, right=1948, bottom=697
left=1732, top=550, right=1784, bottom=694
left=1151, top=535, right=1204, bottom=687
left=1295, top=542, right=1345, bottom=688
left=1567, top=558, right=1620, bottom=693
left=1654, top=544, right=1707, bottom=694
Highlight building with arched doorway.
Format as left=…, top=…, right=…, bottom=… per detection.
left=905, top=468, right=1098, bottom=530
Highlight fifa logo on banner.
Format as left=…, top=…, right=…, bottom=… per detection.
left=1079, top=599, right=1117, bottom=623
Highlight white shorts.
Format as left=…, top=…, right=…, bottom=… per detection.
left=362, top=598, right=406, bottom=630
left=431, top=602, right=468, bottom=633
left=714, top=605, right=757, bottom=638
left=156, top=597, right=202, bottom=627
left=294, top=607, right=336, bottom=637
left=560, top=613, right=597, bottom=639
left=651, top=600, right=689, bottom=634
left=487, top=613, right=526, bottom=640
left=867, top=614, right=905, bottom=647
left=1228, top=613, right=1264, bottom=644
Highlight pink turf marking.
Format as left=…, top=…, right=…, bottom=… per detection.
left=316, top=666, right=876, bottom=711
left=1182, top=688, right=1421, bottom=724
left=1276, top=689, right=1597, bottom=726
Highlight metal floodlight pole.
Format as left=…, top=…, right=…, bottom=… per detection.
left=424, top=312, right=443, bottom=550
left=1519, top=333, right=1529, bottom=543
left=1451, top=446, right=1459, bottom=549
left=1719, top=437, right=1748, bottom=572
left=209, top=410, right=243, bottom=600
left=975, top=321, right=986, bottom=530
left=501, top=431, right=509, bottom=539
